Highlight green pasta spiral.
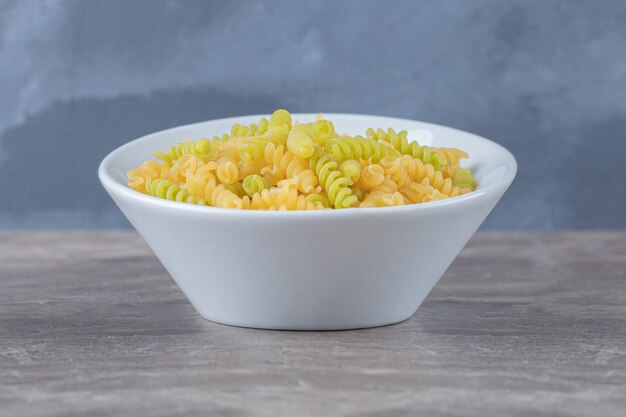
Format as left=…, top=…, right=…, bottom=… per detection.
left=286, top=118, right=337, bottom=158
left=243, top=174, right=271, bottom=197
left=310, top=148, right=358, bottom=208
left=366, top=128, right=445, bottom=170
left=154, top=138, right=216, bottom=164
left=339, top=159, right=361, bottom=185
left=146, top=178, right=200, bottom=204
left=213, top=118, right=270, bottom=142
left=241, top=126, right=289, bottom=162
left=324, top=135, right=398, bottom=163
left=239, top=109, right=292, bottom=161
left=232, top=119, right=269, bottom=138
left=304, top=192, right=330, bottom=208
left=301, top=119, right=336, bottom=146
left=452, top=168, right=476, bottom=190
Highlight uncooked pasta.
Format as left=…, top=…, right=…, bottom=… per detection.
left=127, top=110, right=477, bottom=210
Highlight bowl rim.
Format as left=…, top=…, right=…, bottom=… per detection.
left=99, top=113, right=517, bottom=217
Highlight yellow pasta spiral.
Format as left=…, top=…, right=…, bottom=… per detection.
left=185, top=170, right=243, bottom=209
left=371, top=177, right=400, bottom=194
left=434, top=147, right=468, bottom=166
left=422, top=189, right=450, bottom=203
left=324, top=136, right=398, bottom=162
left=358, top=163, right=385, bottom=190
left=169, top=154, right=204, bottom=183
left=287, top=124, right=316, bottom=159
left=433, top=147, right=469, bottom=178
left=310, top=148, right=358, bottom=208
left=351, top=185, right=366, bottom=202
left=243, top=183, right=325, bottom=210
left=379, top=155, right=411, bottom=189
left=154, top=138, right=217, bottom=164
left=400, top=155, right=471, bottom=197
left=269, top=109, right=292, bottom=130
left=399, top=179, right=436, bottom=204
left=261, top=143, right=319, bottom=193
left=215, top=148, right=240, bottom=185
left=127, top=160, right=170, bottom=193
left=238, top=160, right=266, bottom=179
left=360, top=190, right=406, bottom=208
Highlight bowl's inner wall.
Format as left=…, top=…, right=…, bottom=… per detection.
left=103, top=114, right=515, bottom=193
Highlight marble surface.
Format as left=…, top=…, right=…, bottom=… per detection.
left=1, top=231, right=625, bottom=417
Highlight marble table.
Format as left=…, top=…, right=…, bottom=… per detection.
left=1, top=231, right=625, bottom=417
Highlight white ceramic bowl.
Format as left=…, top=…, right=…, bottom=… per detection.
left=99, top=114, right=516, bottom=330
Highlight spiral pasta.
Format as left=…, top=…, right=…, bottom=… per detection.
left=310, top=148, right=358, bottom=208
left=243, top=174, right=270, bottom=197
left=215, top=148, right=240, bottom=185
left=169, top=154, right=204, bottom=183
left=380, top=155, right=412, bottom=189
left=287, top=124, right=316, bottom=159
left=155, top=138, right=217, bottom=164
left=146, top=178, right=199, bottom=204
left=338, top=160, right=362, bottom=185
left=398, top=156, right=472, bottom=202
left=261, top=143, right=319, bottom=193
left=453, top=168, right=477, bottom=190
left=243, top=181, right=325, bottom=210
left=127, top=160, right=171, bottom=193
left=241, top=126, right=289, bottom=162
left=358, top=164, right=385, bottom=190
left=185, top=168, right=243, bottom=209
left=434, top=147, right=469, bottom=178
left=324, top=135, right=399, bottom=163
left=366, top=128, right=446, bottom=170
left=128, top=110, right=477, bottom=210
left=213, top=118, right=270, bottom=142
left=360, top=191, right=406, bottom=208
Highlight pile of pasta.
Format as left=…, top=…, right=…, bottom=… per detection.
left=127, top=110, right=476, bottom=210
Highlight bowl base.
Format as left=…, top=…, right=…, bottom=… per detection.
left=197, top=311, right=415, bottom=331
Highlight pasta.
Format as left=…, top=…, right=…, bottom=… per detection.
left=215, top=148, right=240, bottom=185
left=324, top=135, right=398, bottom=162
left=366, top=128, right=446, bottom=170
left=358, top=164, right=385, bottom=190
left=310, top=148, right=359, bottom=208
left=243, top=174, right=270, bottom=197
left=261, top=143, right=319, bottom=193
left=154, top=138, right=217, bottom=164
left=146, top=178, right=199, bottom=204
left=127, top=160, right=171, bottom=193
left=128, top=110, right=477, bottom=210
left=338, top=160, right=362, bottom=185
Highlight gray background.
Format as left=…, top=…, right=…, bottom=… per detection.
left=1, top=0, right=624, bottom=229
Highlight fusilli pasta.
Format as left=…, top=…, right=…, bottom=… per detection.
left=128, top=110, right=477, bottom=210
